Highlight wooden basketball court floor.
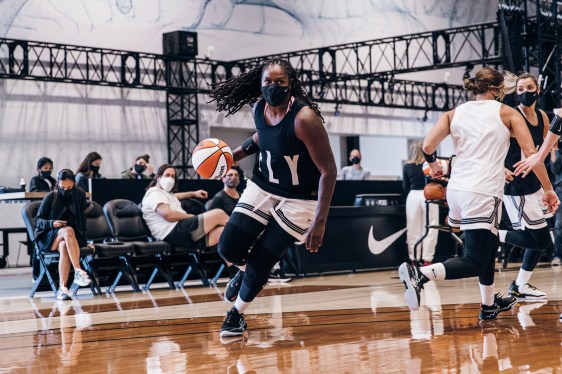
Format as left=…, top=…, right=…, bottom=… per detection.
left=0, top=264, right=560, bottom=373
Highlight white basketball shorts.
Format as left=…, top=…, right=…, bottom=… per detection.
left=504, top=189, right=550, bottom=230
left=233, top=180, right=318, bottom=242
left=446, top=189, right=502, bottom=234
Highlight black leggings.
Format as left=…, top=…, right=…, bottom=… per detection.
left=504, top=226, right=551, bottom=271
left=218, top=212, right=297, bottom=302
left=442, top=229, right=498, bottom=286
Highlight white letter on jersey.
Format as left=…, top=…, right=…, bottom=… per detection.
left=265, top=151, right=279, bottom=184
left=284, top=155, right=300, bottom=185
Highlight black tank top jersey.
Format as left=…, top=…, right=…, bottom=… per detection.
left=251, top=98, right=321, bottom=200
left=504, top=107, right=544, bottom=196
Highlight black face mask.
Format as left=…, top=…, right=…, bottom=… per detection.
left=351, top=157, right=361, bottom=165
left=518, top=91, right=538, bottom=107
left=58, top=188, right=74, bottom=199
left=134, top=164, right=146, bottom=174
left=90, top=165, right=100, bottom=174
left=261, top=84, right=290, bottom=106
left=40, top=171, right=52, bottom=179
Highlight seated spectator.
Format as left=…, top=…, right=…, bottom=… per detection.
left=30, top=157, right=56, bottom=192
left=207, top=166, right=291, bottom=283
left=76, top=152, right=103, bottom=192
left=34, top=169, right=93, bottom=300
left=121, top=154, right=155, bottom=180
left=141, top=164, right=229, bottom=249
left=207, top=166, right=243, bottom=215
left=338, top=149, right=371, bottom=180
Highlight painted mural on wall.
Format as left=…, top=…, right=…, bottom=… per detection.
left=1, top=0, right=497, bottom=60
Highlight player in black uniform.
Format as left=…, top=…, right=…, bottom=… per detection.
left=208, top=58, right=337, bottom=337
left=501, top=73, right=551, bottom=300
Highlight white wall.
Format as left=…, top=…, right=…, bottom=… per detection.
left=359, top=137, right=409, bottom=178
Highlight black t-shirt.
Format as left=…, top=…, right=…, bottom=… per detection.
left=504, top=107, right=544, bottom=196
left=208, top=190, right=239, bottom=216
left=251, top=98, right=321, bottom=200
left=402, top=163, right=425, bottom=195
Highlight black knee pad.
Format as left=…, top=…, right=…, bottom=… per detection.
left=218, top=223, right=257, bottom=266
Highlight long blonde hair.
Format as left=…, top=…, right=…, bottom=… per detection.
left=406, top=142, right=425, bottom=165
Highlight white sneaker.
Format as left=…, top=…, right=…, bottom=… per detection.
left=551, top=256, right=561, bottom=266
left=74, top=270, right=92, bottom=287
left=56, top=286, right=72, bottom=301
left=509, top=281, right=547, bottom=301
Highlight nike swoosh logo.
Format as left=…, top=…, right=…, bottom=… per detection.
left=368, top=227, right=407, bottom=255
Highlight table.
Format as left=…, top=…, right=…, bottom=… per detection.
left=0, top=192, right=47, bottom=267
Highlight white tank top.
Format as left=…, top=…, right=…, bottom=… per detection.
left=447, top=100, right=510, bottom=198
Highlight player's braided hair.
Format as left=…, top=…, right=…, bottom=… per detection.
left=208, top=58, right=324, bottom=122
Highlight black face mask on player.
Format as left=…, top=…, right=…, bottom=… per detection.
left=261, top=84, right=290, bottom=106
left=518, top=90, right=538, bottom=107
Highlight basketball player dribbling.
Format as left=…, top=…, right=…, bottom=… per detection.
left=208, top=58, right=337, bottom=337
left=398, top=67, right=559, bottom=320
left=500, top=73, right=552, bottom=301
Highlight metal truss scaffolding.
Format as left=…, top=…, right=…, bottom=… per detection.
left=0, top=21, right=507, bottom=175
left=498, top=0, right=562, bottom=112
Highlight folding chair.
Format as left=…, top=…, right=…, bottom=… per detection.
left=85, top=201, right=137, bottom=293
left=22, top=201, right=97, bottom=298
left=103, top=199, right=173, bottom=292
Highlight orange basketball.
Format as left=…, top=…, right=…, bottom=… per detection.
left=423, top=182, right=445, bottom=200
left=192, top=138, right=233, bottom=179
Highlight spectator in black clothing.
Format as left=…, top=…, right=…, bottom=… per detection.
left=30, top=157, right=56, bottom=192
left=403, top=142, right=438, bottom=265
left=550, top=143, right=562, bottom=265
left=208, top=166, right=242, bottom=215
left=76, top=152, right=103, bottom=192
left=35, top=169, right=93, bottom=300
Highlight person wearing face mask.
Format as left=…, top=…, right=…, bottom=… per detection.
left=34, top=169, right=93, bottom=300
left=209, top=58, right=336, bottom=337
left=338, top=149, right=371, bottom=180
left=75, top=152, right=103, bottom=192
left=121, top=154, right=155, bottom=180
left=499, top=72, right=552, bottom=301
left=30, top=157, right=56, bottom=192
left=141, top=164, right=229, bottom=251
left=398, top=68, right=558, bottom=321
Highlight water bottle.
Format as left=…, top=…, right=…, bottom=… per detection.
left=20, top=178, right=26, bottom=192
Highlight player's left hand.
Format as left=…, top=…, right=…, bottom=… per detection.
left=513, top=153, right=539, bottom=177
left=305, top=221, right=325, bottom=253
left=543, top=189, right=560, bottom=214
left=428, top=161, right=444, bottom=179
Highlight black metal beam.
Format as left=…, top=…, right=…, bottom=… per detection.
left=233, top=22, right=501, bottom=80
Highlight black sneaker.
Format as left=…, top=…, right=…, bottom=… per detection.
left=220, top=307, right=247, bottom=337
left=268, top=269, right=292, bottom=283
left=479, top=293, right=517, bottom=320
left=398, top=262, right=429, bottom=311
left=224, top=270, right=244, bottom=302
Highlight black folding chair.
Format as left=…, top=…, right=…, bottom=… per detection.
left=22, top=201, right=97, bottom=298
left=103, top=199, right=174, bottom=292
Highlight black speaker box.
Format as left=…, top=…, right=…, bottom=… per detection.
left=163, top=31, right=198, bottom=57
